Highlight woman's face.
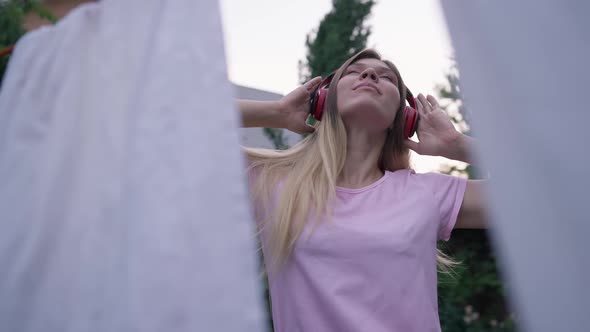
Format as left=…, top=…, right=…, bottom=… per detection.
left=336, top=58, right=401, bottom=132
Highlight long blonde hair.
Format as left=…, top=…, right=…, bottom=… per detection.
left=244, top=49, right=457, bottom=271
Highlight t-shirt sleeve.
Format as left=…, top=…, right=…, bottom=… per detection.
left=420, top=172, right=468, bottom=241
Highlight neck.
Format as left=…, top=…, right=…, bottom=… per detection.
left=338, top=128, right=386, bottom=189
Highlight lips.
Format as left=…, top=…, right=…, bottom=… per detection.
left=353, top=82, right=381, bottom=94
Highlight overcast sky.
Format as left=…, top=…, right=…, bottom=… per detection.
left=219, top=0, right=454, bottom=96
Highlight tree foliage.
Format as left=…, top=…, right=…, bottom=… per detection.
left=0, top=0, right=56, bottom=87
left=299, top=0, right=375, bottom=83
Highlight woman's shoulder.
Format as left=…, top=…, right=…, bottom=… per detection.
left=385, top=168, right=463, bottom=189
left=381, top=169, right=416, bottom=192
left=385, top=168, right=430, bottom=183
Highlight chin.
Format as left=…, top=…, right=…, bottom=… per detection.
left=339, top=103, right=394, bottom=126
left=340, top=112, right=394, bottom=132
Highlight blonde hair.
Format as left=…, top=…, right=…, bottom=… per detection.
left=244, top=49, right=456, bottom=271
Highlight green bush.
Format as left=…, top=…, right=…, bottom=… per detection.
left=438, top=230, right=517, bottom=332
left=0, top=0, right=56, bottom=86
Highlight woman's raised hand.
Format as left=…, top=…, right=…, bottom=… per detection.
left=278, top=76, right=323, bottom=134
left=405, top=94, right=463, bottom=157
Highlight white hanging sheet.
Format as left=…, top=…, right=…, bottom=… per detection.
left=441, top=1, right=590, bottom=331
left=0, top=1, right=264, bottom=331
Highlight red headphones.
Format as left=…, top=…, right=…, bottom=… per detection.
left=309, top=72, right=420, bottom=138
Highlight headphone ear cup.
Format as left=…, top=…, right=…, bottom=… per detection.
left=309, top=73, right=334, bottom=122
left=311, top=88, right=328, bottom=121
left=309, top=88, right=319, bottom=118
left=403, top=106, right=420, bottom=139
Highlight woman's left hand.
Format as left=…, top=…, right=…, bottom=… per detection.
left=404, top=94, right=463, bottom=158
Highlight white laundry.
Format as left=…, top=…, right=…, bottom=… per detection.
left=0, top=1, right=264, bottom=331
left=441, top=2, right=590, bottom=331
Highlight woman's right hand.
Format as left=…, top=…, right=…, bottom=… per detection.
left=278, top=76, right=323, bottom=134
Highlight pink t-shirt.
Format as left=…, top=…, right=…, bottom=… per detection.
left=258, top=169, right=467, bottom=332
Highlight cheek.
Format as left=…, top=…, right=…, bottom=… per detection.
left=388, top=85, right=401, bottom=102
left=335, top=84, right=352, bottom=112
left=387, top=90, right=402, bottom=112
left=384, top=93, right=401, bottom=124
left=385, top=108, right=397, bottom=126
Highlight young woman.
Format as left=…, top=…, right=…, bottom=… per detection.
left=239, top=49, right=486, bottom=332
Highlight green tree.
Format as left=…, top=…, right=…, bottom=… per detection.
left=434, top=63, right=478, bottom=178
left=299, top=0, right=375, bottom=83
left=263, top=127, right=289, bottom=150
left=435, top=63, right=471, bottom=134
left=435, top=64, right=518, bottom=332
left=0, top=0, right=56, bottom=87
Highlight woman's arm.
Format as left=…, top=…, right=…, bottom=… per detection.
left=457, top=179, right=487, bottom=229
left=237, top=76, right=323, bottom=134
left=443, top=134, right=488, bottom=229
left=406, top=94, right=488, bottom=229
left=239, top=100, right=286, bottom=128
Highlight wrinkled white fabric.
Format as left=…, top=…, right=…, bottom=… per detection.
left=0, top=1, right=264, bottom=331
left=441, top=1, right=590, bottom=331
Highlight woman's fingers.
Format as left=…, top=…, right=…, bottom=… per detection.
left=404, top=139, right=420, bottom=153
left=415, top=94, right=425, bottom=114
left=304, top=76, right=323, bottom=92
left=426, top=95, right=440, bottom=109
left=302, top=124, right=315, bottom=134
left=418, top=94, right=432, bottom=112
left=415, top=94, right=430, bottom=116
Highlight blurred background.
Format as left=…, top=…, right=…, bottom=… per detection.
left=0, top=1, right=517, bottom=331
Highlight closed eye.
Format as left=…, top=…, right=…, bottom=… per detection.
left=381, top=75, right=396, bottom=84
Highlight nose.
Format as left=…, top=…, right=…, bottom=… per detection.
left=359, top=67, right=379, bottom=83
